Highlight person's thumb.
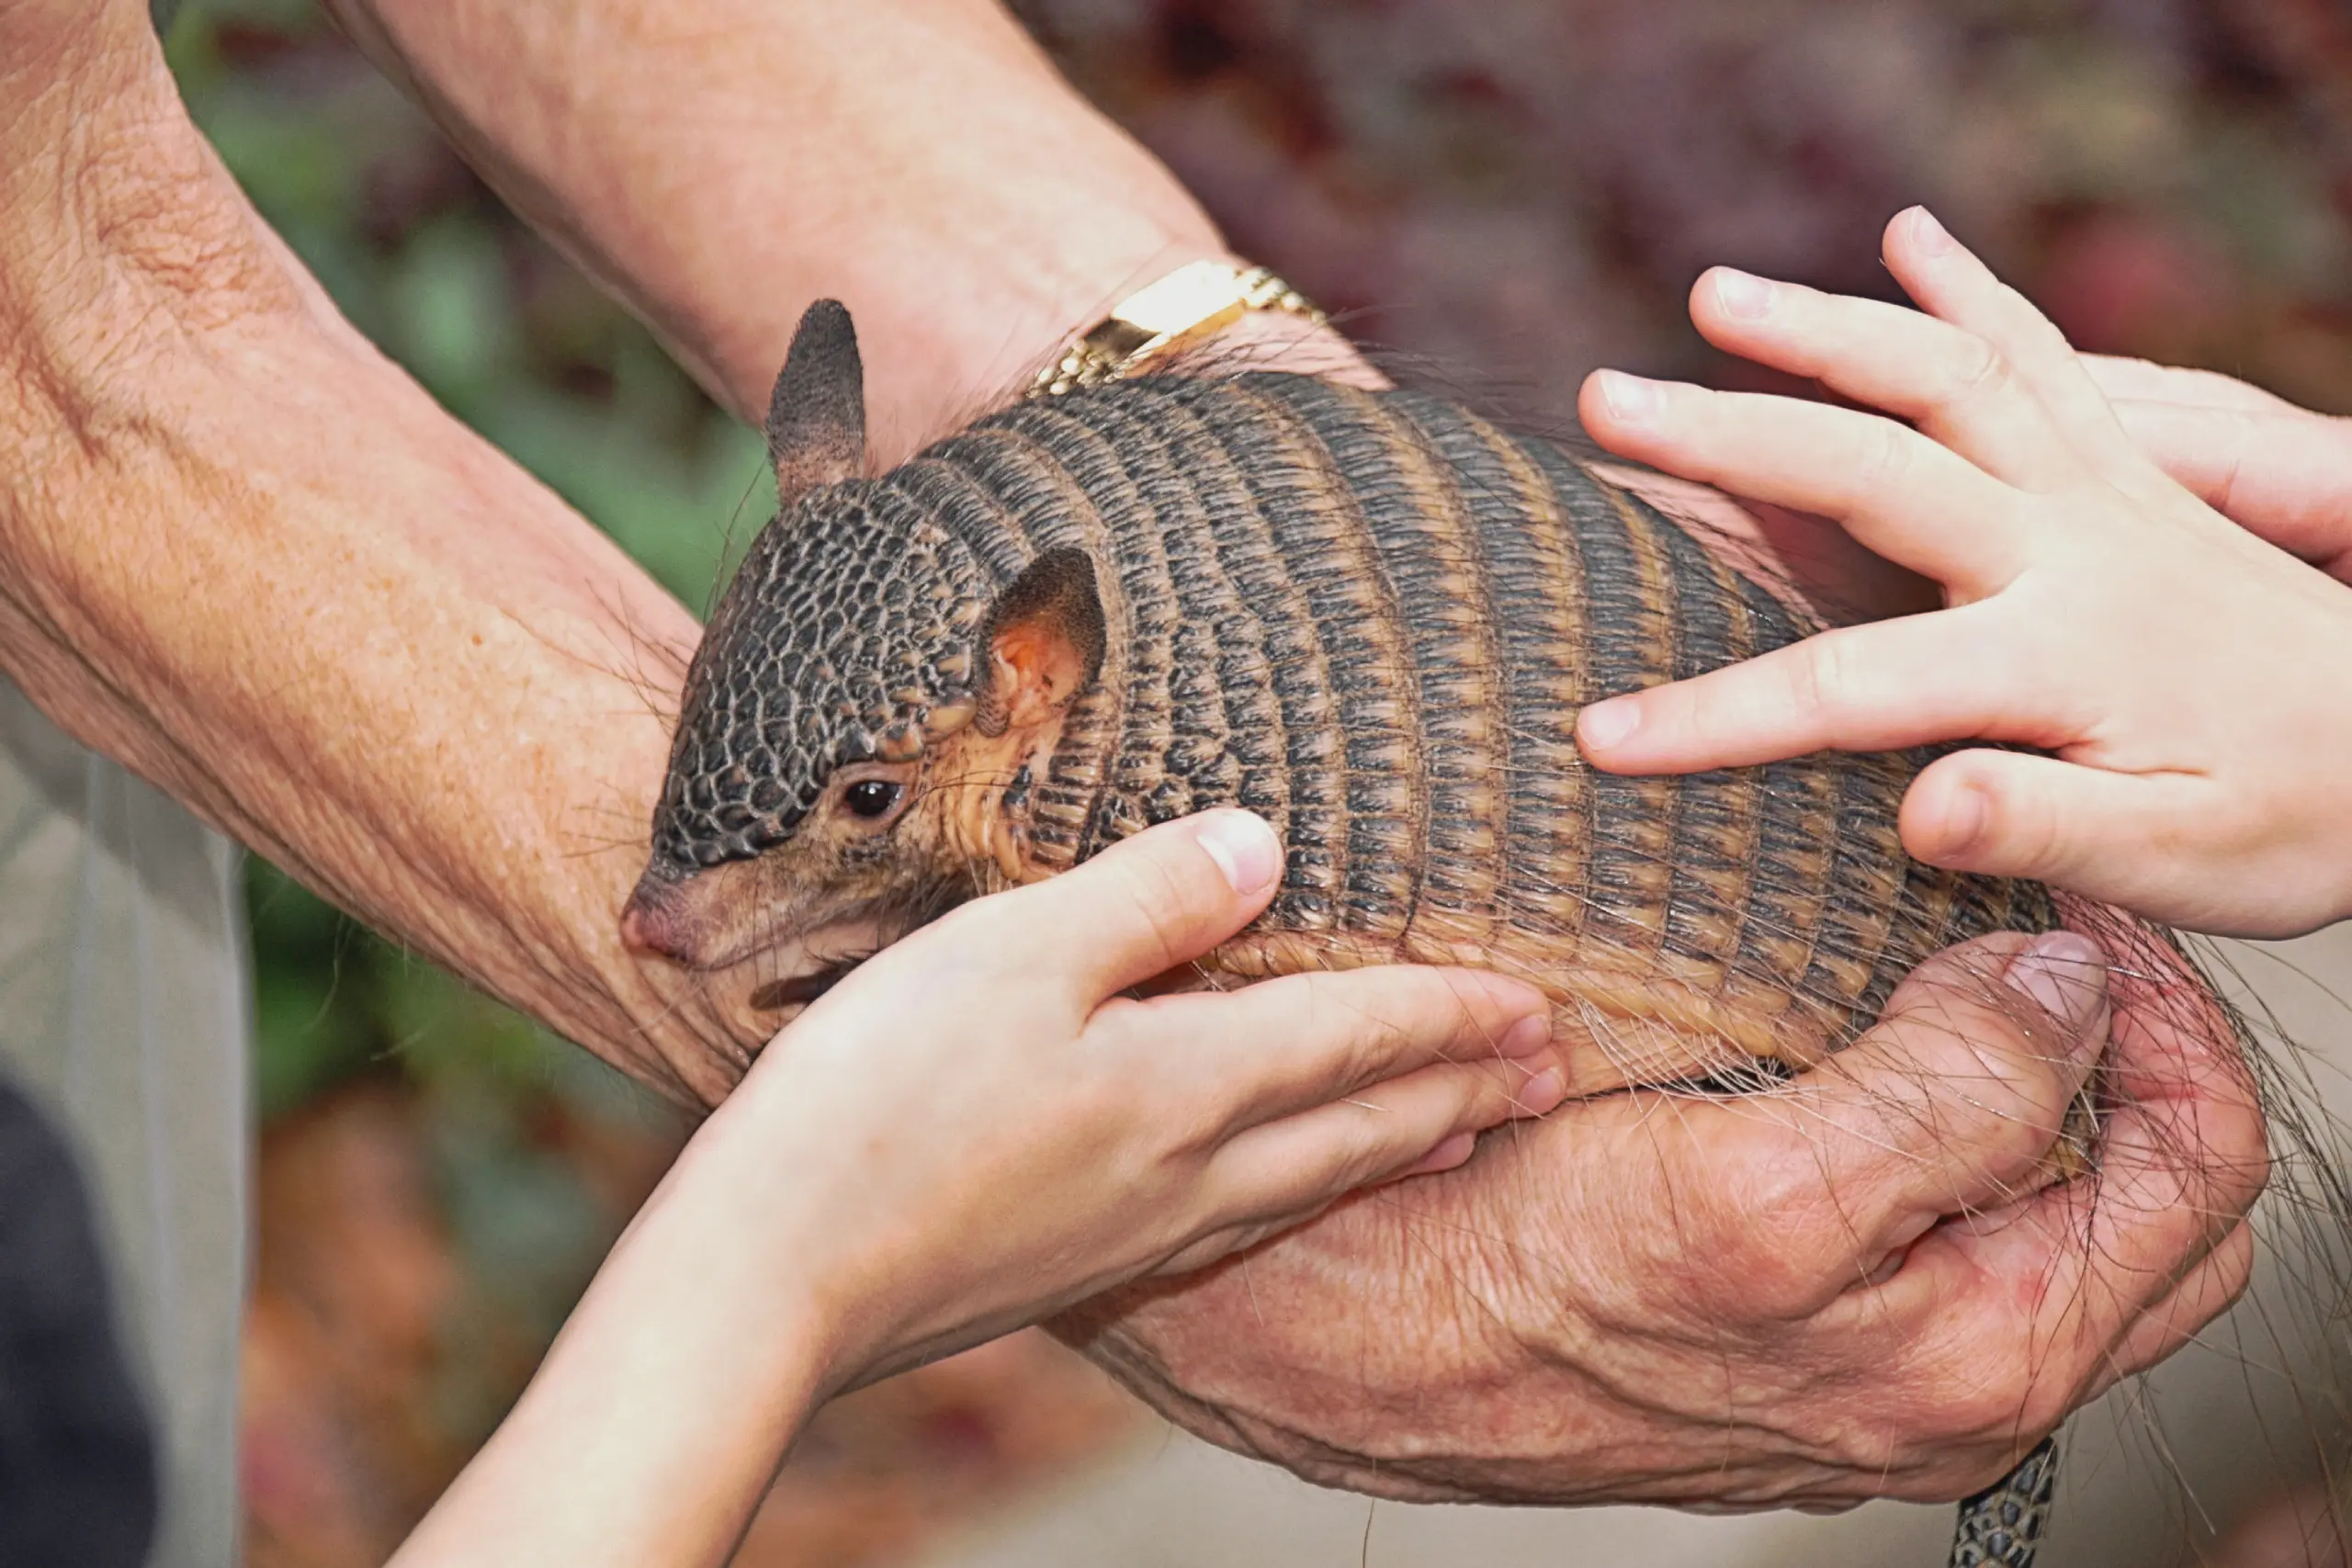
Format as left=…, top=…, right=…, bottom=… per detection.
left=998, top=810, right=1285, bottom=1003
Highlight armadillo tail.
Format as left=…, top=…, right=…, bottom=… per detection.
left=1949, top=1434, right=2062, bottom=1568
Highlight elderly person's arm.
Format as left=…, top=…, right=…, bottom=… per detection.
left=0, top=0, right=2262, bottom=1511
left=1, top=0, right=745, bottom=1101
left=317, top=0, right=2263, bottom=1504
left=317, top=0, right=1312, bottom=457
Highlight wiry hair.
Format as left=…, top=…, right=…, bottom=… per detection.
left=669, top=367, right=2054, bottom=1062
left=644, top=320, right=2352, bottom=1562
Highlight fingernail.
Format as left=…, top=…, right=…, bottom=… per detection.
left=1596, top=370, right=1663, bottom=423
left=1196, top=810, right=1282, bottom=897
left=1713, top=268, right=1775, bottom=320
left=1579, top=698, right=1640, bottom=750
left=1499, top=1012, right=1553, bottom=1058
left=1402, top=1130, right=1478, bottom=1179
left=2004, top=931, right=2110, bottom=1050
left=1518, top=1067, right=1568, bottom=1115
left=1908, top=206, right=1957, bottom=256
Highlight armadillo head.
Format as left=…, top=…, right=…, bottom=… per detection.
left=622, top=301, right=1106, bottom=999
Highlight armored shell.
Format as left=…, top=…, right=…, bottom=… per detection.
left=648, top=367, right=2055, bottom=1081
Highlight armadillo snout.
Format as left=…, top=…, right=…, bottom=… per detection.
left=621, top=872, right=709, bottom=964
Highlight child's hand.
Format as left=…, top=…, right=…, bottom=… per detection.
left=696, top=809, right=1563, bottom=1389
left=1571, top=207, right=2352, bottom=938
left=2079, top=353, right=2352, bottom=582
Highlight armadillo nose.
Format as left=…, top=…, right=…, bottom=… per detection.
left=618, top=900, right=666, bottom=956
left=620, top=877, right=697, bottom=963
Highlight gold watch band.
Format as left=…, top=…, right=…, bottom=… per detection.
left=1025, top=260, right=1328, bottom=400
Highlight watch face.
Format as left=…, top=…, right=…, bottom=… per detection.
left=1028, top=260, right=1324, bottom=399
left=1104, top=259, right=1253, bottom=337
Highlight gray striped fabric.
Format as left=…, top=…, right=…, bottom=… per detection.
left=0, top=681, right=249, bottom=1568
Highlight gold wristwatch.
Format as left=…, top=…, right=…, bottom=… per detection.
left=1025, top=259, right=1328, bottom=399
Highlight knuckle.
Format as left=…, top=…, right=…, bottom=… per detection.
left=1929, top=1363, right=2057, bottom=1450
left=2213, top=1229, right=2258, bottom=1310
left=1162, top=1099, right=1231, bottom=1163
left=1288, top=973, right=1386, bottom=1077
left=2229, top=1134, right=2275, bottom=1214
left=1698, top=1155, right=1848, bottom=1318
left=1781, top=634, right=1857, bottom=728
left=1849, top=422, right=1918, bottom=509
left=1738, top=1247, right=1835, bottom=1321
left=1998, top=286, right=2076, bottom=359
left=1374, top=976, right=1461, bottom=1065
left=2202, top=1125, right=2273, bottom=1222
left=1317, top=1119, right=1402, bottom=1197
left=1114, top=856, right=1204, bottom=974
left=1082, top=993, right=1151, bottom=1055
left=1952, top=1026, right=2069, bottom=1153
left=1945, top=338, right=2018, bottom=410
left=1900, top=1300, right=2075, bottom=1454
left=1440, top=1062, right=1511, bottom=1123
left=2201, top=1152, right=2257, bottom=1241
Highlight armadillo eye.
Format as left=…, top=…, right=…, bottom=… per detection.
left=842, top=780, right=903, bottom=820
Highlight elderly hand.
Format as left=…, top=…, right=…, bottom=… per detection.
left=1059, top=928, right=2265, bottom=1506
left=1572, top=208, right=2352, bottom=938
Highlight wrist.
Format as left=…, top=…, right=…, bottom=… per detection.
left=650, top=1077, right=886, bottom=1390
left=325, top=0, right=1254, bottom=454
left=400, top=1126, right=842, bottom=1567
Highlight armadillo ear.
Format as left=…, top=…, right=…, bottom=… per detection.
left=766, top=299, right=867, bottom=503
left=975, top=547, right=1107, bottom=737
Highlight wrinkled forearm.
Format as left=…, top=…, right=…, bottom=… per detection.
left=322, top=0, right=1232, bottom=452
left=1, top=6, right=742, bottom=1103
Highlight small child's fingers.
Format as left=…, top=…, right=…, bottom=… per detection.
left=1197, top=1055, right=1552, bottom=1238
left=1881, top=208, right=2144, bottom=474
left=2078, top=355, right=2299, bottom=416
left=1900, top=750, right=2221, bottom=917
left=1142, top=964, right=1555, bottom=1136
left=1577, top=609, right=2020, bottom=773
left=1686, top=268, right=2084, bottom=491
left=987, top=809, right=1284, bottom=1003
left=1579, top=371, right=2025, bottom=592
left=2103, top=399, right=2352, bottom=574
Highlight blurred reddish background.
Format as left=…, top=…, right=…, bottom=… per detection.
left=164, top=1, right=2352, bottom=1563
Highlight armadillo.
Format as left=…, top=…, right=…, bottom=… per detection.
left=626, top=299, right=2095, bottom=1565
